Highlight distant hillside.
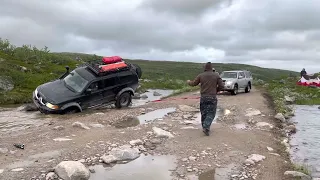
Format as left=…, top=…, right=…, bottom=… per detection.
left=0, top=38, right=298, bottom=105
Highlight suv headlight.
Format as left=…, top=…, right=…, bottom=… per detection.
left=46, top=103, right=59, bottom=110
left=225, top=81, right=233, bottom=85
left=34, top=88, right=38, bottom=95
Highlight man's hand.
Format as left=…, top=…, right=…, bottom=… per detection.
left=186, top=80, right=191, bottom=84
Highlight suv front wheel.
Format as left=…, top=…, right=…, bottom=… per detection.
left=115, top=92, right=132, bottom=108
left=231, top=84, right=238, bottom=95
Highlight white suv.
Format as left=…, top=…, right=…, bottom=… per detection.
left=219, top=70, right=253, bottom=95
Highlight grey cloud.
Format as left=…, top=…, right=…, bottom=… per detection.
left=0, top=0, right=320, bottom=72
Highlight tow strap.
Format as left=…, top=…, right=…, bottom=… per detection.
left=151, top=92, right=224, bottom=102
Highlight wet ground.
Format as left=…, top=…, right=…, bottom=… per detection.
left=290, top=105, right=320, bottom=178
left=89, top=155, right=177, bottom=180
left=0, top=89, right=174, bottom=135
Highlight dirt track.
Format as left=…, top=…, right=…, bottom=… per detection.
left=0, top=87, right=291, bottom=180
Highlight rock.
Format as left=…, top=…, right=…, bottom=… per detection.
left=244, top=159, right=255, bottom=165
left=284, top=171, right=311, bottom=180
left=181, top=158, right=188, bottom=162
left=54, top=161, right=90, bottom=180
left=101, top=155, right=117, bottom=164
left=132, top=93, right=141, bottom=99
left=180, top=126, right=197, bottom=129
left=46, top=172, right=58, bottom=180
left=267, top=147, right=274, bottom=152
left=109, top=145, right=140, bottom=161
left=113, top=115, right=139, bottom=128
left=149, top=138, right=162, bottom=144
left=188, top=156, right=197, bottom=161
left=184, top=120, right=196, bottom=125
left=0, top=147, right=8, bottom=154
left=129, top=139, right=143, bottom=146
left=22, top=104, right=38, bottom=111
left=53, top=138, right=72, bottom=142
left=178, top=105, right=199, bottom=112
left=11, top=168, right=24, bottom=172
left=89, top=168, right=95, bottom=173
left=284, top=96, right=295, bottom=103
left=318, top=106, right=320, bottom=109
left=140, top=94, right=148, bottom=99
left=0, top=76, right=14, bottom=91
left=256, top=122, right=273, bottom=129
left=153, top=91, right=162, bottom=96
left=89, top=124, right=105, bottom=128
left=72, top=122, right=90, bottom=130
left=246, top=154, right=266, bottom=164
left=286, top=125, right=297, bottom=134
left=245, top=108, right=261, bottom=116
left=20, top=66, right=27, bottom=72
left=53, top=126, right=65, bottom=131
left=0, top=169, right=3, bottom=174
left=274, top=113, right=286, bottom=122
left=152, top=127, right=174, bottom=138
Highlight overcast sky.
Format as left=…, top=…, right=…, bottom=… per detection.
left=1, top=0, right=320, bottom=73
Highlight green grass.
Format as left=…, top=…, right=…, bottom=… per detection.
left=0, top=38, right=299, bottom=105
left=293, top=163, right=311, bottom=175
left=256, top=76, right=320, bottom=113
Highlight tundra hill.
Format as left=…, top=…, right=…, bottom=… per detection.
left=0, top=38, right=298, bottom=105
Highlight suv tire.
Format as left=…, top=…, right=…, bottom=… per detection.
left=115, top=92, right=132, bottom=109
left=231, top=84, right=238, bottom=95
left=64, top=107, right=79, bottom=114
left=245, top=83, right=251, bottom=93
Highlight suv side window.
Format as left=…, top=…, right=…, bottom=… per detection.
left=239, top=72, right=245, bottom=78
left=118, top=71, right=133, bottom=84
left=89, top=80, right=104, bottom=92
left=104, top=76, right=117, bottom=87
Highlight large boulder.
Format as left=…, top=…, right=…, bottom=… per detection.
left=54, top=161, right=90, bottom=180
left=152, top=127, right=174, bottom=138
left=274, top=113, right=286, bottom=122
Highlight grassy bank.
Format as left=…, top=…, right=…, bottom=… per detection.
left=0, top=38, right=297, bottom=105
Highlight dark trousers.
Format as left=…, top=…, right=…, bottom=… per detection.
left=200, top=96, right=218, bottom=130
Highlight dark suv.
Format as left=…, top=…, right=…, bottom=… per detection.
left=33, top=59, right=142, bottom=114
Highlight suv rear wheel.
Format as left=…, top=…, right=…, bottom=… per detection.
left=115, top=92, right=132, bottom=108
left=245, top=83, right=251, bottom=93
left=231, top=84, right=238, bottom=95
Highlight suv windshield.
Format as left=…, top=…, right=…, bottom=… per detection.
left=220, top=72, right=238, bottom=78
left=64, top=71, right=89, bottom=93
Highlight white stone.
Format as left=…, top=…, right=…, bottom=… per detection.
left=46, top=172, right=58, bottom=180
left=109, top=145, right=140, bottom=161
left=152, top=127, right=174, bottom=138
left=0, top=169, right=4, bottom=174
left=89, top=124, right=105, bottom=128
left=53, top=138, right=72, bottom=142
left=274, top=113, right=286, bottom=122
left=101, top=155, right=117, bottom=164
left=256, top=122, right=273, bottom=128
left=54, top=161, right=90, bottom=180
left=72, top=122, right=90, bottom=130
left=245, top=108, right=261, bottom=116
left=246, top=154, right=266, bottom=163
left=284, top=171, right=311, bottom=180
left=129, top=139, right=143, bottom=146
left=267, top=147, right=274, bottom=151
left=11, top=168, right=24, bottom=172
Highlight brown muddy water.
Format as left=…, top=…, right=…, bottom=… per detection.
left=290, top=105, right=320, bottom=178
left=0, top=89, right=174, bottom=134
left=89, top=155, right=177, bottom=180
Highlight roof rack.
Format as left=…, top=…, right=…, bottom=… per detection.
left=79, top=60, right=132, bottom=77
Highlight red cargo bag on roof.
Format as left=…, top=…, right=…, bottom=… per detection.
left=102, top=56, right=122, bottom=64
left=99, top=61, right=128, bottom=72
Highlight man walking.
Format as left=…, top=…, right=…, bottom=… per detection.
left=187, top=62, right=224, bottom=136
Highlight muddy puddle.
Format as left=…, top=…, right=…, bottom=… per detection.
left=132, top=89, right=174, bottom=107
left=290, top=105, right=320, bottom=178
left=138, top=107, right=176, bottom=124
left=89, top=155, right=176, bottom=180
left=0, top=107, right=50, bottom=135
